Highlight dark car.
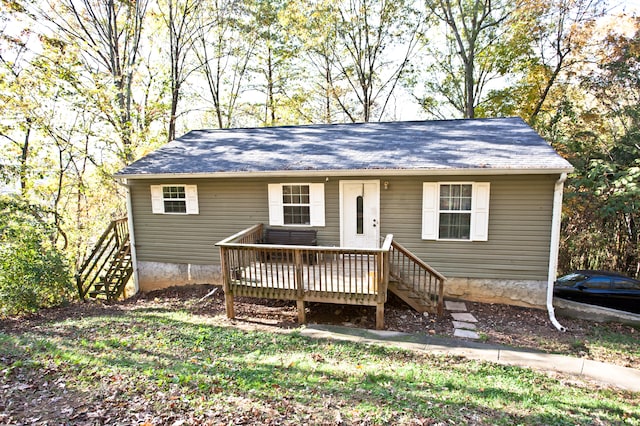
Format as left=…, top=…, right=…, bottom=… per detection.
left=553, top=270, right=640, bottom=314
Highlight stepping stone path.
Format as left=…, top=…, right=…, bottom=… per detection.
left=445, top=300, right=480, bottom=340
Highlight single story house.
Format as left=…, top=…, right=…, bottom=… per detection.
left=115, top=117, right=573, bottom=310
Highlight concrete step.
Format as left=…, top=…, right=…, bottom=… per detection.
left=452, top=320, right=477, bottom=330
left=445, top=301, right=467, bottom=312
left=451, top=312, right=478, bottom=323
left=453, top=329, right=480, bottom=340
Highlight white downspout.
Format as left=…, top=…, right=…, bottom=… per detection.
left=120, top=178, right=140, bottom=295
left=547, top=173, right=567, bottom=332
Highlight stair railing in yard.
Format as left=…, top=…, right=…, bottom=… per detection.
left=99, top=238, right=133, bottom=300
left=76, top=218, right=130, bottom=300
left=389, top=240, right=446, bottom=316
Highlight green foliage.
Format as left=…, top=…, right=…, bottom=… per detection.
left=555, top=16, right=640, bottom=278
left=0, top=198, right=73, bottom=316
left=561, top=156, right=640, bottom=276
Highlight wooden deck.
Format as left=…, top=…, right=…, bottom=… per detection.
left=217, top=224, right=445, bottom=330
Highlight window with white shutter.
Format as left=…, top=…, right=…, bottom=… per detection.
left=150, top=184, right=199, bottom=215
left=422, top=182, right=490, bottom=241
left=268, top=183, right=325, bottom=227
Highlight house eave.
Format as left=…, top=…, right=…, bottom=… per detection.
left=114, top=167, right=574, bottom=181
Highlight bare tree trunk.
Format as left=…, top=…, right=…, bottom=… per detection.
left=465, top=59, right=475, bottom=119
left=163, top=0, right=202, bottom=141
left=50, top=0, right=148, bottom=164
left=266, top=46, right=276, bottom=125
left=194, top=0, right=254, bottom=129
left=19, top=118, right=31, bottom=194
left=426, top=0, right=511, bottom=118
left=330, top=0, right=423, bottom=122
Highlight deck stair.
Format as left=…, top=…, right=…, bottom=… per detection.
left=388, top=240, right=445, bottom=316
left=76, top=218, right=133, bottom=302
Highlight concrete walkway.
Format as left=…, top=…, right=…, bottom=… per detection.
left=300, top=324, right=640, bottom=392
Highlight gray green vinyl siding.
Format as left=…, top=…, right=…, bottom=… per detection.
left=129, top=178, right=336, bottom=265
left=379, top=175, right=555, bottom=280
left=129, top=174, right=557, bottom=281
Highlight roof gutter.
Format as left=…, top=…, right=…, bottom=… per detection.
left=547, top=172, right=568, bottom=332
left=114, top=167, right=574, bottom=181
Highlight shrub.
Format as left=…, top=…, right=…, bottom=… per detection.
left=0, top=203, right=73, bottom=316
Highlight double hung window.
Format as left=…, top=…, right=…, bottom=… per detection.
left=282, top=184, right=311, bottom=225
left=162, top=186, right=187, bottom=213
left=439, top=184, right=472, bottom=239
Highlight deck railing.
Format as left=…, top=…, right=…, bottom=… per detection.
left=217, top=224, right=392, bottom=329
left=389, top=240, right=445, bottom=315
left=217, top=224, right=446, bottom=328
left=76, top=218, right=131, bottom=301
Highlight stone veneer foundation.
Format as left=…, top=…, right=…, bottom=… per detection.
left=137, top=261, right=547, bottom=308
left=444, top=277, right=547, bottom=308
left=138, top=261, right=222, bottom=292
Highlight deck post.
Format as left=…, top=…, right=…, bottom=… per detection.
left=294, top=249, right=306, bottom=324
left=375, top=250, right=387, bottom=330
left=376, top=303, right=384, bottom=330
left=225, top=293, right=235, bottom=319
left=437, top=278, right=444, bottom=317
left=219, top=247, right=235, bottom=319
left=297, top=300, right=306, bottom=323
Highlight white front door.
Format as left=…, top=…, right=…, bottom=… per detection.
left=340, top=180, right=380, bottom=248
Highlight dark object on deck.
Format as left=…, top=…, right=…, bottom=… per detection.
left=263, top=228, right=318, bottom=264
left=264, top=228, right=318, bottom=246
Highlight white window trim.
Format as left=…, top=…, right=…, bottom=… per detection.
left=422, top=181, right=490, bottom=241
left=150, top=184, right=199, bottom=215
left=268, top=183, right=325, bottom=227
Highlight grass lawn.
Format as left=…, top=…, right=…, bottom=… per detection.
left=1, top=302, right=639, bottom=425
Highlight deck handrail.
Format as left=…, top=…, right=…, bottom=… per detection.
left=389, top=239, right=445, bottom=316
left=77, top=218, right=128, bottom=278
left=216, top=223, right=264, bottom=245
left=76, top=217, right=130, bottom=300
left=390, top=240, right=446, bottom=282
left=380, top=234, right=394, bottom=251
left=219, top=242, right=393, bottom=253
left=217, top=233, right=395, bottom=254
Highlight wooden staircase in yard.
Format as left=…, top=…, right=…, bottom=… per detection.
left=388, top=240, right=445, bottom=316
left=76, top=218, right=133, bottom=302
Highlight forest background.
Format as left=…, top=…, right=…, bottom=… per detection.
left=0, top=0, right=638, bottom=314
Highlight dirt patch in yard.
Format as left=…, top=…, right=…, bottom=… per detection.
left=2, top=284, right=638, bottom=369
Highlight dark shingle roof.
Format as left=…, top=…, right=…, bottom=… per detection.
left=115, top=117, right=573, bottom=177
